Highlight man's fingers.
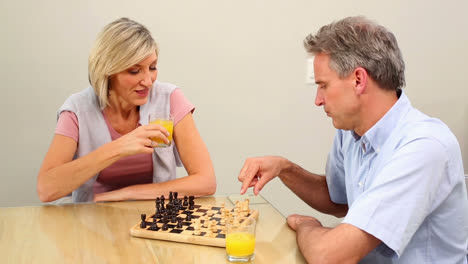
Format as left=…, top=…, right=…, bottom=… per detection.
left=249, top=177, right=258, bottom=187
left=239, top=160, right=260, bottom=194
left=287, top=214, right=296, bottom=230
left=253, top=171, right=273, bottom=195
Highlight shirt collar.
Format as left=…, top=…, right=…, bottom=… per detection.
left=361, top=90, right=412, bottom=153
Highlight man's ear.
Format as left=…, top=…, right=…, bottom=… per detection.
left=353, top=67, right=368, bottom=95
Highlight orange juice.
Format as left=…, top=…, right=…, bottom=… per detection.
left=226, top=232, right=256, bottom=257
left=149, top=119, right=173, bottom=146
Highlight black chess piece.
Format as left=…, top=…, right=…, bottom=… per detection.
left=149, top=221, right=159, bottom=231
left=189, top=199, right=195, bottom=210
left=161, top=195, right=165, bottom=204
left=169, top=191, right=173, bottom=202
left=185, top=212, right=192, bottom=221
left=183, top=196, right=188, bottom=206
left=174, top=192, right=178, bottom=200
left=177, top=218, right=183, bottom=228
left=140, top=214, right=147, bottom=228
left=171, top=215, right=177, bottom=223
left=162, top=216, right=169, bottom=231
left=155, top=206, right=162, bottom=218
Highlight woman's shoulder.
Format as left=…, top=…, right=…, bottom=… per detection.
left=152, top=80, right=178, bottom=95
left=59, top=87, right=99, bottom=113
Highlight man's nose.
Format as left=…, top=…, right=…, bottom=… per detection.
left=315, top=90, right=324, bottom=106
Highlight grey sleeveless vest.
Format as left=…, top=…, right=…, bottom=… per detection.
left=58, top=80, right=182, bottom=202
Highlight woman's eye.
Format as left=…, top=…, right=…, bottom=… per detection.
left=129, top=69, right=140, bottom=75
left=150, top=66, right=157, bottom=71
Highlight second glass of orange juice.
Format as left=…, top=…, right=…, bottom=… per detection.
left=149, top=112, right=174, bottom=147
left=225, top=217, right=256, bottom=262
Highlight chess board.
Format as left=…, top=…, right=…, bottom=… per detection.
left=130, top=202, right=259, bottom=247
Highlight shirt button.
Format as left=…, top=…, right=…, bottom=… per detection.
left=376, top=148, right=380, bottom=153
left=358, top=182, right=363, bottom=187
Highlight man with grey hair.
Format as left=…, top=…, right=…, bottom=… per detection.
left=238, top=16, right=468, bottom=263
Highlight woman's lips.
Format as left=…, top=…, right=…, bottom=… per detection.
left=135, top=88, right=149, bottom=97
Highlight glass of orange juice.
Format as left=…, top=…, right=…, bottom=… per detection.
left=225, top=217, right=256, bottom=262
left=148, top=112, right=174, bottom=147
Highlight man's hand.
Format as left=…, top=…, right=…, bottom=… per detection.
left=287, top=214, right=323, bottom=231
left=238, top=156, right=287, bottom=195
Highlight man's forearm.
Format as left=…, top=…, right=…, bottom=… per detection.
left=292, top=219, right=379, bottom=264
left=278, top=159, right=348, bottom=217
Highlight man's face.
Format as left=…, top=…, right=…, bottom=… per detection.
left=313, top=53, right=359, bottom=130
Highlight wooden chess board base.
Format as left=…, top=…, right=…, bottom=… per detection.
left=130, top=204, right=259, bottom=247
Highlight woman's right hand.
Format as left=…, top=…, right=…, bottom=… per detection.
left=113, top=123, right=170, bottom=157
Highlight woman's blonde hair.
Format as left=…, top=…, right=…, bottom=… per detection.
left=88, top=18, right=158, bottom=109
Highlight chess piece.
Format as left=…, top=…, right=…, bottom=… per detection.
left=185, top=212, right=192, bottom=221
left=140, top=214, right=147, bottom=228
left=193, top=219, right=201, bottom=235
left=174, top=192, right=178, bottom=200
left=169, top=191, right=173, bottom=202
left=177, top=218, right=183, bottom=228
left=183, top=196, right=188, bottom=206
left=189, top=197, right=195, bottom=210
left=149, top=221, right=159, bottom=231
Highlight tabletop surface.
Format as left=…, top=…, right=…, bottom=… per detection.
left=0, top=195, right=306, bottom=264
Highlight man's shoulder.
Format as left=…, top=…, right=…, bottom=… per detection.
left=397, top=108, right=459, bottom=151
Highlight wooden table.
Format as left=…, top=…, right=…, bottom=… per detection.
left=0, top=195, right=306, bottom=263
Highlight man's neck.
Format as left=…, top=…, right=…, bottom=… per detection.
left=354, top=86, right=398, bottom=136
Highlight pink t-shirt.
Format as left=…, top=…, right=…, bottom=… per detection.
left=55, top=88, right=195, bottom=194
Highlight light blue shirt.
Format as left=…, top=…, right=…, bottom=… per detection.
left=326, top=91, right=468, bottom=263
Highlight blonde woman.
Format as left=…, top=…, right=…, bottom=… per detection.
left=37, top=18, right=216, bottom=203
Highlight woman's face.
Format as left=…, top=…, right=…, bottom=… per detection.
left=109, top=51, right=158, bottom=107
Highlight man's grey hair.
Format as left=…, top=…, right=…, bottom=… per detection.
left=304, top=16, right=405, bottom=91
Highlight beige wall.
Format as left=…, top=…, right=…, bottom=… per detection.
left=1, top=0, right=467, bottom=222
